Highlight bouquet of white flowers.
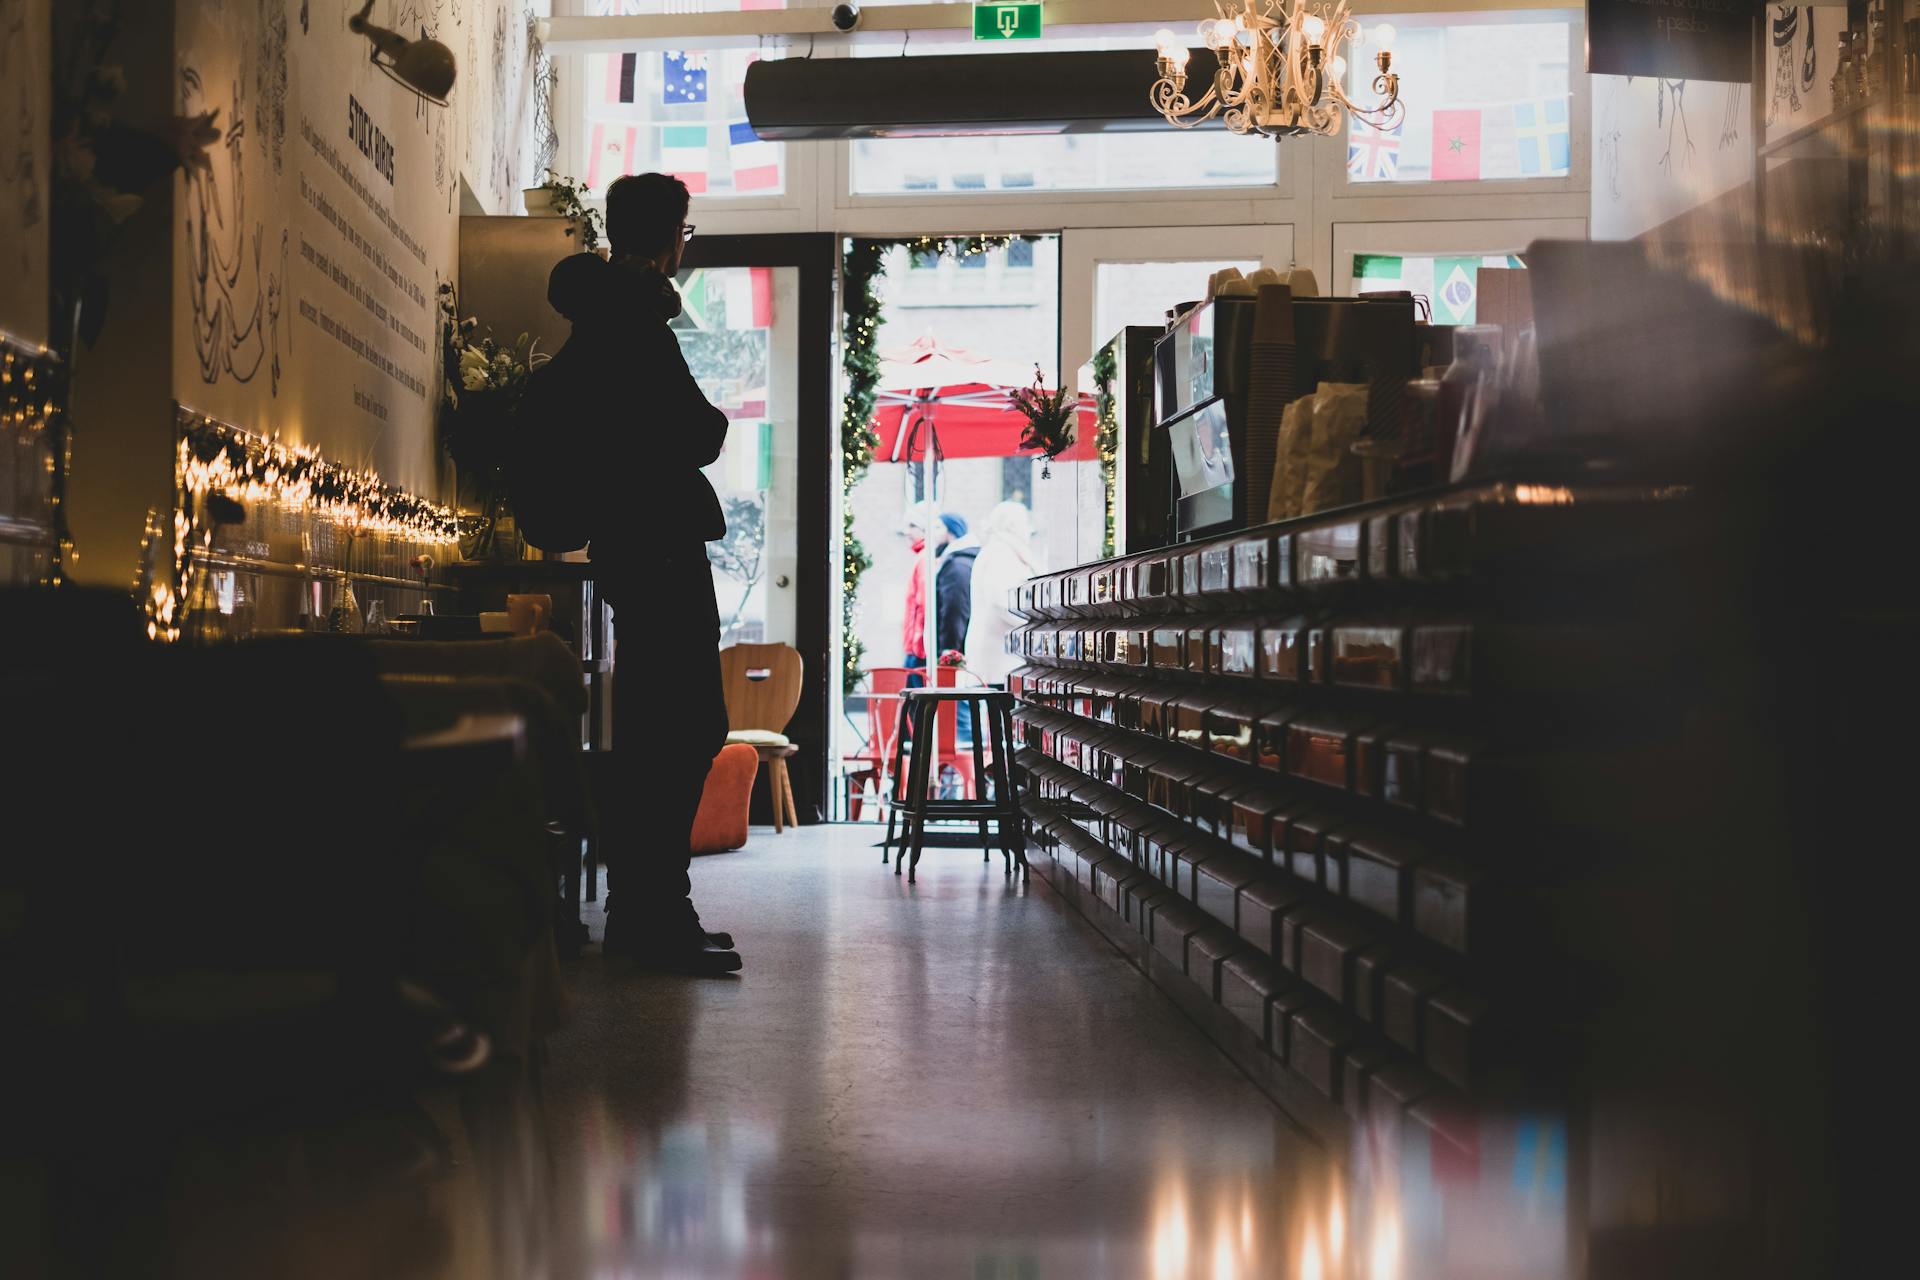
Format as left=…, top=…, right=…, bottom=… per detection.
left=438, top=283, right=548, bottom=557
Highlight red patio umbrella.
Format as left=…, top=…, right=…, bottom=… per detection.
left=870, top=335, right=1098, bottom=464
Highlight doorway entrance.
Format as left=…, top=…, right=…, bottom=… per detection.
left=673, top=233, right=836, bottom=822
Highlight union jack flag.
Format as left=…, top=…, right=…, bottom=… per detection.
left=1347, top=119, right=1403, bottom=180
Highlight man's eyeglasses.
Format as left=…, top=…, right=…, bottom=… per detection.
left=681, top=224, right=697, bottom=243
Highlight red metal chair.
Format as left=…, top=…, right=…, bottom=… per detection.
left=843, top=666, right=913, bottom=820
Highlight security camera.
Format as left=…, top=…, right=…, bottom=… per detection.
left=831, top=4, right=862, bottom=32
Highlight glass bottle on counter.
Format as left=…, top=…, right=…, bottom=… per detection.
left=1437, top=325, right=1501, bottom=484
left=327, top=573, right=363, bottom=633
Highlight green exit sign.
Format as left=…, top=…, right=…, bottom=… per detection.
left=973, top=2, right=1043, bottom=42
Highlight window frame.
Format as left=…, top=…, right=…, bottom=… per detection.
left=1328, top=217, right=1588, bottom=296
left=1322, top=8, right=1592, bottom=201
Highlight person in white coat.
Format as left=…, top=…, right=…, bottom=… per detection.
left=965, top=501, right=1040, bottom=685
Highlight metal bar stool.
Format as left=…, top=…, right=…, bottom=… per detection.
left=882, top=687, right=1027, bottom=884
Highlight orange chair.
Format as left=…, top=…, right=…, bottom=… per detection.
left=691, top=743, right=759, bottom=853
left=719, top=642, right=804, bottom=832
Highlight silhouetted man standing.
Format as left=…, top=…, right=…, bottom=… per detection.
left=581, top=173, right=740, bottom=975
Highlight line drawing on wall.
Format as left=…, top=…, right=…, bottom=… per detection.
left=1719, top=84, right=1745, bottom=150
left=1767, top=6, right=1819, bottom=127
left=1596, top=78, right=1623, bottom=203
left=1, top=0, right=44, bottom=279
left=181, top=65, right=287, bottom=395
left=1658, top=80, right=1695, bottom=174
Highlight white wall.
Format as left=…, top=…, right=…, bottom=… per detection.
left=170, top=0, right=552, bottom=498
left=1590, top=74, right=1753, bottom=242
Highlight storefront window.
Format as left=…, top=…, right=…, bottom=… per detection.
left=580, top=4, right=786, bottom=197
left=1343, top=14, right=1571, bottom=184
left=849, top=34, right=1277, bottom=195
left=1352, top=253, right=1524, bottom=324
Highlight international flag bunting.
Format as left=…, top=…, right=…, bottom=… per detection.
left=728, top=121, right=779, bottom=192
left=1513, top=98, right=1571, bottom=176
left=585, top=122, right=637, bottom=191
left=720, top=421, right=774, bottom=494
left=1431, top=108, right=1483, bottom=181
left=1432, top=257, right=1482, bottom=325
left=603, top=52, right=638, bottom=105
left=720, top=267, right=774, bottom=330
left=660, top=124, right=709, bottom=193
left=1353, top=253, right=1405, bottom=287
left=1346, top=119, right=1402, bottom=180
left=724, top=50, right=760, bottom=100
left=662, top=51, right=708, bottom=105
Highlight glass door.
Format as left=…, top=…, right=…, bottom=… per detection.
left=672, top=262, right=802, bottom=648
left=670, top=234, right=835, bottom=820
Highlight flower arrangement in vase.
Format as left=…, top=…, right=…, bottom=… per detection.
left=437, top=284, right=547, bottom=559
left=1009, top=364, right=1076, bottom=478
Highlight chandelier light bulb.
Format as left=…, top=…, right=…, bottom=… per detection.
left=1155, top=28, right=1178, bottom=53
left=1302, top=15, right=1326, bottom=43
left=1328, top=54, right=1346, bottom=79
left=1168, top=43, right=1191, bottom=70
left=1372, top=23, right=1398, bottom=50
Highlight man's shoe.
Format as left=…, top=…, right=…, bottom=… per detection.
left=629, top=942, right=743, bottom=976
left=705, top=929, right=734, bottom=949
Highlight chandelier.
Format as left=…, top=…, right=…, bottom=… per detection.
left=1151, top=2, right=1403, bottom=138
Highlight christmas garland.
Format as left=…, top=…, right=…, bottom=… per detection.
left=1092, top=341, right=1119, bottom=559
left=838, top=233, right=1038, bottom=695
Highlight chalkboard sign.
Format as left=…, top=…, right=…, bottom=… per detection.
left=1587, top=0, right=1754, bottom=83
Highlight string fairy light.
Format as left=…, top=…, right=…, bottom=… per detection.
left=152, top=404, right=460, bottom=640
left=1, top=332, right=69, bottom=586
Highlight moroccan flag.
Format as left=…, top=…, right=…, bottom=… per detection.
left=660, top=124, right=709, bottom=193
left=1431, top=108, right=1483, bottom=181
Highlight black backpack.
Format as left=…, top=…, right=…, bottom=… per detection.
left=508, top=342, right=593, bottom=554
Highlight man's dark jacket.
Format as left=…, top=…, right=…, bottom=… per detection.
left=566, top=259, right=728, bottom=570
left=934, top=543, right=979, bottom=657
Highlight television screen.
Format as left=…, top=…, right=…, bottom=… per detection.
left=1170, top=400, right=1234, bottom=498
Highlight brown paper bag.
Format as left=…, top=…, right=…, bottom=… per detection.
left=1301, top=382, right=1367, bottom=516
left=1269, top=396, right=1316, bottom=522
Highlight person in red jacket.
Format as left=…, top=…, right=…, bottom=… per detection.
left=899, top=510, right=954, bottom=679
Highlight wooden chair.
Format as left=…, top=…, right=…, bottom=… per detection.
left=719, top=642, right=805, bottom=832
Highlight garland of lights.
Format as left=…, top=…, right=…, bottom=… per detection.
left=1092, top=342, right=1119, bottom=560
left=152, top=405, right=460, bottom=640
left=838, top=233, right=1039, bottom=696
left=1, top=333, right=70, bottom=585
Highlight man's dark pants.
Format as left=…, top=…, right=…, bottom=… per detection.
left=599, top=553, right=729, bottom=944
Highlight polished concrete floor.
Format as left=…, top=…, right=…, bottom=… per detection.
left=544, top=824, right=1351, bottom=1279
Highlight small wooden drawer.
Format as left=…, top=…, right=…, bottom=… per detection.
left=1288, top=1005, right=1359, bottom=1100
left=1186, top=928, right=1244, bottom=1001
left=1331, top=622, right=1410, bottom=691
left=1285, top=713, right=1375, bottom=792
left=1231, top=534, right=1275, bottom=596
left=1295, top=520, right=1363, bottom=588
left=1300, top=915, right=1374, bottom=1007
left=1258, top=617, right=1309, bottom=682
left=1345, top=829, right=1429, bottom=926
